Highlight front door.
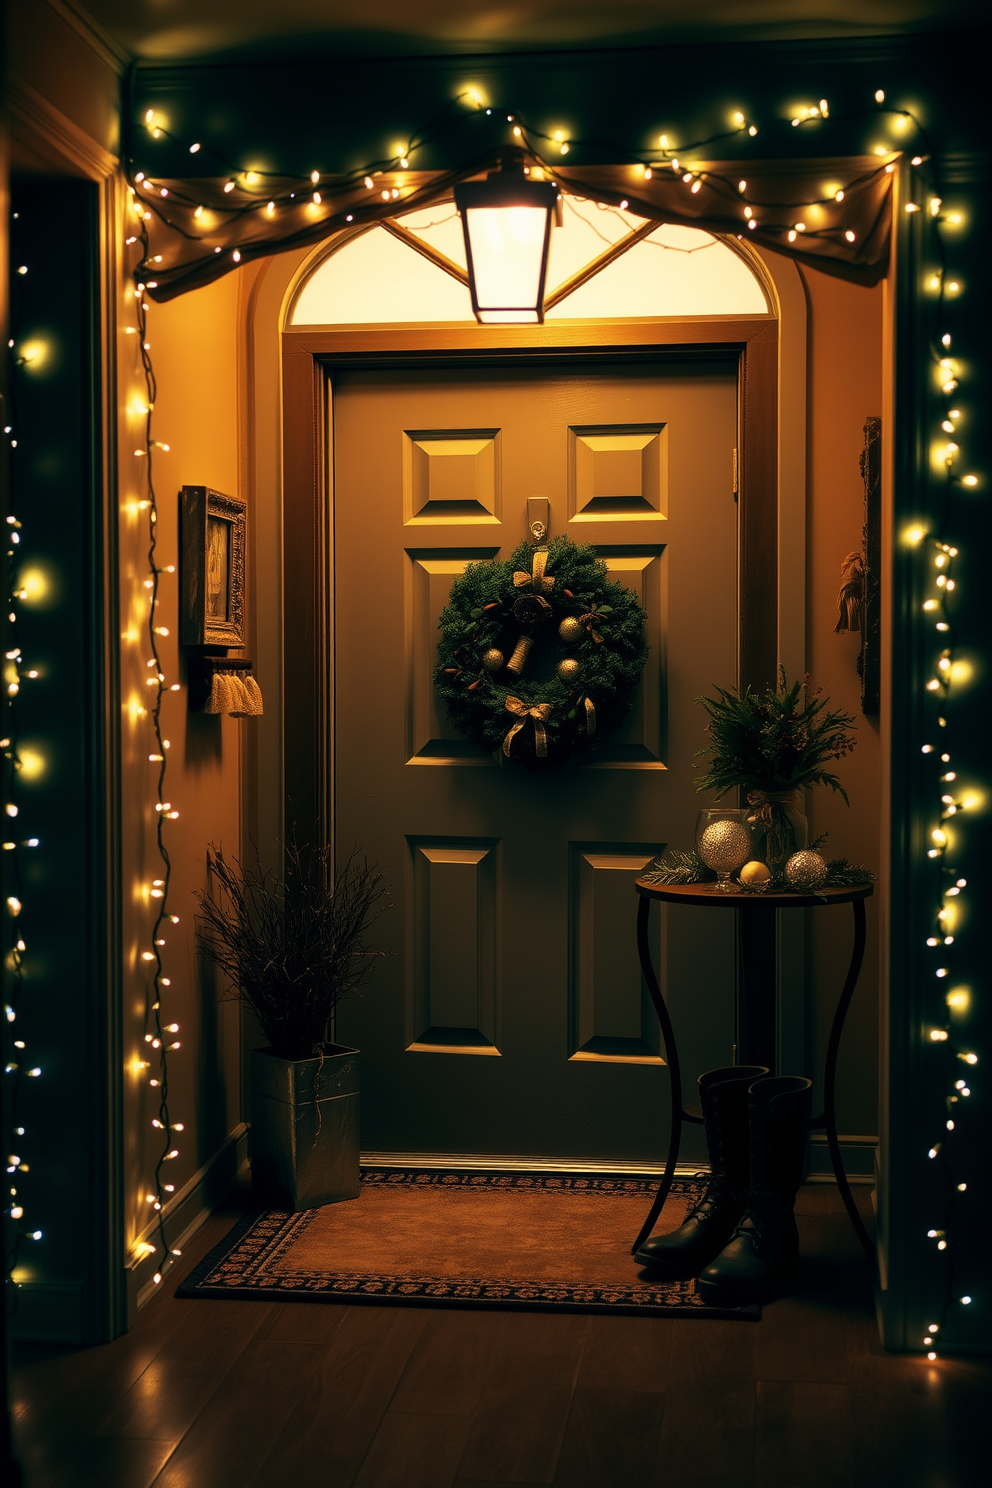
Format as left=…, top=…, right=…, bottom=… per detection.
left=334, top=359, right=739, bottom=1160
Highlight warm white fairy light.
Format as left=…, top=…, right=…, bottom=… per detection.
left=124, top=214, right=188, bottom=1291
left=125, top=89, right=911, bottom=296
left=909, top=154, right=984, bottom=1359
left=3, top=233, right=47, bottom=1280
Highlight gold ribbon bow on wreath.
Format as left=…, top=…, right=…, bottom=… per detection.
left=503, top=696, right=553, bottom=758
left=513, top=548, right=555, bottom=596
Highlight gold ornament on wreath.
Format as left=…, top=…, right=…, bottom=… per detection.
left=434, top=534, right=648, bottom=766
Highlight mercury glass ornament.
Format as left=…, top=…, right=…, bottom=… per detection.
left=481, top=647, right=505, bottom=672
left=696, top=808, right=753, bottom=893
left=784, top=849, right=828, bottom=891
left=558, top=616, right=584, bottom=644
left=557, top=657, right=581, bottom=682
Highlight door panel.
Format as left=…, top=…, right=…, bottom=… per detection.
left=569, top=846, right=663, bottom=1063
left=406, top=838, right=501, bottom=1052
left=406, top=550, right=498, bottom=761
left=334, top=362, right=738, bottom=1160
left=403, top=430, right=501, bottom=525
left=569, top=424, right=668, bottom=521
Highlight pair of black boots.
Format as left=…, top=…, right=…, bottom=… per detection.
left=636, top=1066, right=813, bottom=1302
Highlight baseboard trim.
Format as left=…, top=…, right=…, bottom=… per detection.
left=127, top=1122, right=250, bottom=1324
left=361, top=1150, right=706, bottom=1177
left=806, top=1132, right=877, bottom=1184
left=9, top=1280, right=85, bottom=1345
left=363, top=1139, right=878, bottom=1186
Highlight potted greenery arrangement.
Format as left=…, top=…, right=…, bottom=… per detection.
left=694, top=671, right=858, bottom=871
left=195, top=837, right=389, bottom=1211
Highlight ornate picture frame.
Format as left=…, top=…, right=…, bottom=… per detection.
left=180, top=485, right=247, bottom=648
left=859, top=417, right=881, bottom=716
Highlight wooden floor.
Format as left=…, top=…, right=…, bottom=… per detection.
left=12, top=1186, right=989, bottom=1488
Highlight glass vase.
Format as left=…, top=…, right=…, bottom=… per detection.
left=745, top=793, right=808, bottom=874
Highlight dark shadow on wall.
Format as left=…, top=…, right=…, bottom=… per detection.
left=184, top=708, right=223, bottom=769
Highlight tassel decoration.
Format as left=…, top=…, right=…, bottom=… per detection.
left=227, top=675, right=255, bottom=717
left=244, top=675, right=264, bottom=715
left=835, top=551, right=865, bottom=634
left=198, top=662, right=264, bottom=717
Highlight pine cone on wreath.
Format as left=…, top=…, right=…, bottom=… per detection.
left=512, top=593, right=551, bottom=627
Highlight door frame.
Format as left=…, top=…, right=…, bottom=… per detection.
left=281, top=315, right=782, bottom=840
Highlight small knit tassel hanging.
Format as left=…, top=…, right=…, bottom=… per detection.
left=204, top=670, right=236, bottom=714
left=228, top=672, right=264, bottom=717
left=228, top=673, right=254, bottom=717
left=244, top=673, right=264, bottom=715
left=200, top=663, right=264, bottom=717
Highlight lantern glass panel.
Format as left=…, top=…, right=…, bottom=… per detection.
left=463, top=204, right=551, bottom=320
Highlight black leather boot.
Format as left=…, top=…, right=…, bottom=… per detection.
left=635, top=1065, right=768, bottom=1276
left=696, top=1074, right=813, bottom=1302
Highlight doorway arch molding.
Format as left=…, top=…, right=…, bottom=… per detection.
left=243, top=227, right=806, bottom=874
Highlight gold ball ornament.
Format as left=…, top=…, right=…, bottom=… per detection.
left=558, top=616, right=584, bottom=644
left=698, top=819, right=752, bottom=872
left=481, top=648, right=505, bottom=672
left=739, top=860, right=771, bottom=887
left=784, top=849, right=828, bottom=891
left=557, top=657, right=581, bottom=682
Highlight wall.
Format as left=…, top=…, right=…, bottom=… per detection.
left=5, top=179, right=109, bottom=1345
left=7, top=0, right=247, bottom=1336
left=801, top=264, right=884, bottom=1145
left=118, top=268, right=246, bottom=1312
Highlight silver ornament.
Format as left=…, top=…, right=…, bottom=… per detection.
left=698, top=819, right=752, bottom=872
left=557, top=657, right=581, bottom=682
left=481, top=647, right=505, bottom=672
left=784, top=849, right=828, bottom=890
left=558, top=616, right=583, bottom=644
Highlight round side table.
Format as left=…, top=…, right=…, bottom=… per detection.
left=632, top=879, right=874, bottom=1264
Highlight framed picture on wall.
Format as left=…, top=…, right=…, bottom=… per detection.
left=180, top=485, right=247, bottom=647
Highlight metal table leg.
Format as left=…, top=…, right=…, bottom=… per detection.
left=631, top=894, right=687, bottom=1255
left=812, top=897, right=874, bottom=1265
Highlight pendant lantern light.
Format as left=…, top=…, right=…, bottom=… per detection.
left=454, top=161, right=559, bottom=324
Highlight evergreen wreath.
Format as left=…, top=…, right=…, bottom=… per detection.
left=434, top=535, right=648, bottom=766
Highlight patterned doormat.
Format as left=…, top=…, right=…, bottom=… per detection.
left=178, top=1168, right=759, bottom=1320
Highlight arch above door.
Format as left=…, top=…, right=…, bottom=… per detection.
left=289, top=195, right=771, bottom=326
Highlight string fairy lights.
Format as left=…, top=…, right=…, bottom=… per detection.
left=906, top=140, right=984, bottom=1359
left=124, top=197, right=186, bottom=1288
left=121, top=83, right=909, bottom=301
left=3, top=224, right=46, bottom=1289
left=115, top=81, right=982, bottom=1338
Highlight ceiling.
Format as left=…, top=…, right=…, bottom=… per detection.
left=78, top=0, right=987, bottom=62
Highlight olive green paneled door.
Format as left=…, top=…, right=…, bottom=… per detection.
left=334, top=361, right=738, bottom=1161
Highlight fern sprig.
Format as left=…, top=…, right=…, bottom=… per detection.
left=694, top=669, right=857, bottom=802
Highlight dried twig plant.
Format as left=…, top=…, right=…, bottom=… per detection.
left=195, top=836, right=390, bottom=1061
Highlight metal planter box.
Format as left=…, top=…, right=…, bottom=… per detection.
left=250, top=1043, right=360, bottom=1211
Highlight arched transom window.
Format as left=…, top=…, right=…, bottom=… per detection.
left=291, top=194, right=770, bottom=324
